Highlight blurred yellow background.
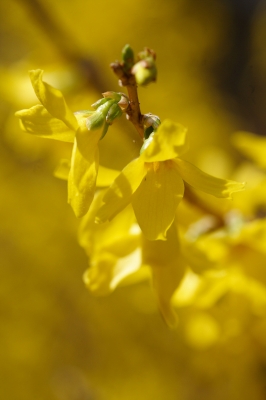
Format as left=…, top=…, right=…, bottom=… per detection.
left=1, top=0, right=266, bottom=399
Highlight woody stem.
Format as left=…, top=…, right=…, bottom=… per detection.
left=110, top=63, right=144, bottom=139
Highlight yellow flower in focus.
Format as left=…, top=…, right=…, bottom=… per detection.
left=96, top=120, right=245, bottom=240
left=15, top=70, right=119, bottom=218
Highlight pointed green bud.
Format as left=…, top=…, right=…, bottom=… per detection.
left=131, top=58, right=157, bottom=86
left=100, top=121, right=110, bottom=140
left=91, top=97, right=109, bottom=109
left=86, top=100, right=115, bottom=130
left=122, top=44, right=135, bottom=71
left=106, top=103, right=123, bottom=124
left=86, top=110, right=105, bottom=130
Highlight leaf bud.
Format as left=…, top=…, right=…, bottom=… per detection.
left=122, top=44, right=135, bottom=71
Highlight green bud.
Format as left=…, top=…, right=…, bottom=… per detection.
left=122, top=44, right=135, bottom=71
left=106, top=103, right=123, bottom=124
left=131, top=58, right=157, bottom=86
left=100, top=121, right=110, bottom=140
left=86, top=100, right=114, bottom=130
left=86, top=109, right=105, bottom=130
left=143, top=113, right=161, bottom=130
left=91, top=97, right=109, bottom=109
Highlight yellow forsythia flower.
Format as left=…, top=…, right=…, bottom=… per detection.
left=96, top=120, right=245, bottom=240
left=15, top=70, right=105, bottom=218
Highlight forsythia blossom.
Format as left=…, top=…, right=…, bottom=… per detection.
left=96, top=120, right=245, bottom=240
left=15, top=70, right=127, bottom=218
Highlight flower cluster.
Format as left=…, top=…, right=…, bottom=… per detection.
left=15, top=48, right=247, bottom=326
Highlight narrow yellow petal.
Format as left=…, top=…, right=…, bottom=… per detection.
left=29, top=69, right=78, bottom=131
left=96, top=158, right=147, bottom=222
left=15, top=105, right=75, bottom=142
left=143, top=224, right=186, bottom=328
left=175, top=158, right=245, bottom=198
left=68, top=138, right=99, bottom=218
left=141, top=119, right=188, bottom=162
left=132, top=161, right=184, bottom=240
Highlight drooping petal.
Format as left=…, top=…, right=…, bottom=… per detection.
left=29, top=69, right=78, bottom=131
left=174, top=158, right=245, bottom=198
left=142, top=223, right=186, bottom=328
left=96, top=157, right=147, bottom=223
left=132, top=161, right=184, bottom=240
left=141, top=119, right=188, bottom=162
left=68, top=137, right=99, bottom=218
left=15, top=105, right=75, bottom=142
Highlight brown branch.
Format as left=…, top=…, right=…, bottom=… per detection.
left=110, top=62, right=144, bottom=139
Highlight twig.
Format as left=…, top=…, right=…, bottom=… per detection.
left=110, top=62, right=144, bottom=139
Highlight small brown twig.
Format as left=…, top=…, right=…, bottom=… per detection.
left=110, top=62, right=144, bottom=139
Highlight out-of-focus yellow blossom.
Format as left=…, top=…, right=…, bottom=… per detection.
left=183, top=214, right=266, bottom=289
left=96, top=119, right=245, bottom=240
left=232, top=131, right=266, bottom=169
left=15, top=70, right=124, bottom=218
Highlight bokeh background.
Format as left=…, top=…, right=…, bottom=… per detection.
left=1, top=0, right=266, bottom=399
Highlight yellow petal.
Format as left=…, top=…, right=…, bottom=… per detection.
left=174, top=158, right=245, bottom=198
left=96, top=157, right=147, bottom=222
left=132, top=161, right=184, bottom=240
left=141, top=119, right=188, bottom=162
left=29, top=69, right=78, bottom=131
left=97, top=165, right=120, bottom=187
left=142, top=224, right=186, bottom=328
left=15, top=105, right=75, bottom=142
left=68, top=137, right=99, bottom=218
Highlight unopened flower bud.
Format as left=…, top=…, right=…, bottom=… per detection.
left=106, top=103, right=123, bottom=124
left=143, top=113, right=161, bottom=139
left=131, top=58, right=157, bottom=86
left=143, top=113, right=161, bottom=129
left=91, top=97, right=109, bottom=109
left=86, top=101, right=114, bottom=130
